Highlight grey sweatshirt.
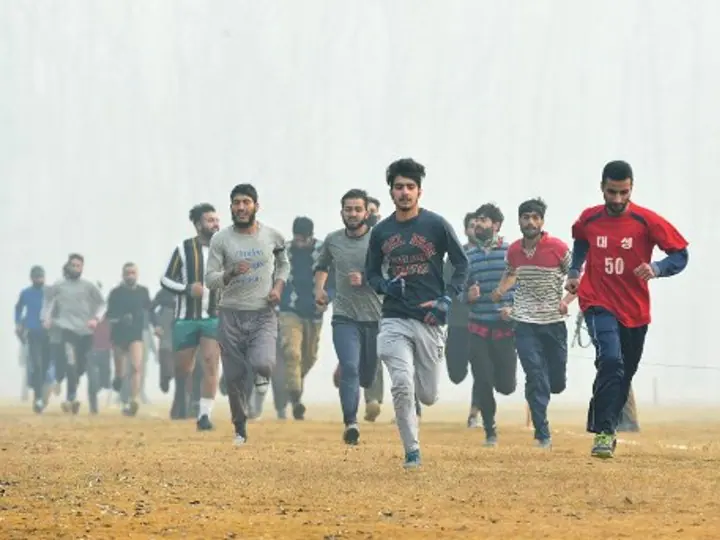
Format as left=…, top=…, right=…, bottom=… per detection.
left=42, top=278, right=105, bottom=335
left=205, top=223, right=290, bottom=311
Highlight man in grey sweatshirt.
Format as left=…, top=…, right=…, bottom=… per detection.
left=42, top=254, right=105, bottom=414
left=206, top=184, right=290, bottom=445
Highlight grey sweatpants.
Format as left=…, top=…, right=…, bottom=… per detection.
left=218, top=307, right=278, bottom=426
left=377, top=317, right=445, bottom=452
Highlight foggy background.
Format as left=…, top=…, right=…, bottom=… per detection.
left=1, top=0, right=718, bottom=406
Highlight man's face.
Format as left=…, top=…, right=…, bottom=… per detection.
left=123, top=265, right=138, bottom=287
left=602, top=178, right=632, bottom=215
left=196, top=211, right=220, bottom=239
left=519, top=212, right=544, bottom=240
left=31, top=275, right=45, bottom=287
left=474, top=215, right=495, bottom=241
left=390, top=177, right=421, bottom=211
left=342, top=198, right=368, bottom=231
left=67, top=258, right=83, bottom=279
left=231, top=195, right=257, bottom=228
left=367, top=202, right=380, bottom=219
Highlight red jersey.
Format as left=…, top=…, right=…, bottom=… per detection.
left=571, top=202, right=688, bottom=328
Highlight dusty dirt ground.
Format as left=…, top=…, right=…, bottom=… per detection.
left=1, top=401, right=719, bottom=539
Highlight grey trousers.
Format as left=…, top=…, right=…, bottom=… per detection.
left=377, top=317, right=445, bottom=452
left=218, top=307, right=278, bottom=425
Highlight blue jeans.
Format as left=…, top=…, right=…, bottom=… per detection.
left=515, top=321, right=568, bottom=441
left=584, top=307, right=648, bottom=434
left=332, top=319, right=379, bottom=426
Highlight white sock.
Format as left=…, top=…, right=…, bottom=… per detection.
left=199, top=398, right=214, bottom=419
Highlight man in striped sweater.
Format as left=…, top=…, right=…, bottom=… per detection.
left=462, top=204, right=517, bottom=446
left=160, top=203, right=221, bottom=429
left=492, top=198, right=576, bottom=449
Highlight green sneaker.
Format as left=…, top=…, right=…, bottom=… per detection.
left=591, top=433, right=616, bottom=459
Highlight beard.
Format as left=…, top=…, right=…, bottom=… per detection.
left=66, top=270, right=81, bottom=280
left=474, top=227, right=494, bottom=242
left=605, top=201, right=628, bottom=215
left=521, top=226, right=541, bottom=240
left=123, top=279, right=137, bottom=287
left=343, top=217, right=366, bottom=231
left=232, top=210, right=257, bottom=229
left=365, top=214, right=379, bottom=227
left=199, top=226, right=217, bottom=241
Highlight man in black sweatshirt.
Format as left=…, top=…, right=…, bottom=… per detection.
left=365, top=158, right=468, bottom=469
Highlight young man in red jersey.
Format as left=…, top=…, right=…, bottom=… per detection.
left=565, top=160, right=689, bottom=459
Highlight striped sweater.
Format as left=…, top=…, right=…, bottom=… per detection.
left=161, top=237, right=219, bottom=320
left=463, top=238, right=515, bottom=326
left=505, top=232, right=571, bottom=325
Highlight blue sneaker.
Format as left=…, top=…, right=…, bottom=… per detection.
left=403, top=449, right=421, bottom=469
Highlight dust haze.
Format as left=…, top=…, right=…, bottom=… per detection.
left=1, top=1, right=717, bottom=404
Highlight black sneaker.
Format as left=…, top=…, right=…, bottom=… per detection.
left=343, top=424, right=360, bottom=445
left=196, top=414, right=214, bottom=431
left=292, top=402, right=306, bottom=421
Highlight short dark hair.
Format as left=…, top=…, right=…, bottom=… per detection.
left=518, top=198, right=547, bottom=218
left=386, top=158, right=426, bottom=187
left=292, top=216, right=314, bottom=237
left=367, top=196, right=380, bottom=209
left=189, top=203, right=216, bottom=225
left=68, top=253, right=84, bottom=263
left=230, top=183, right=258, bottom=203
left=341, top=189, right=369, bottom=208
left=475, top=203, right=504, bottom=225
left=463, top=212, right=475, bottom=229
left=122, top=262, right=136, bottom=271
left=602, top=160, right=633, bottom=184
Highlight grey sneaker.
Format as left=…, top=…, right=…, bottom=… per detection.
left=536, top=438, right=553, bottom=449
left=233, top=434, right=246, bottom=446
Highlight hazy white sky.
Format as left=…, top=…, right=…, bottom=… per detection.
left=1, top=1, right=718, bottom=404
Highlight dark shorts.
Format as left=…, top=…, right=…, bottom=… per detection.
left=111, top=324, right=144, bottom=349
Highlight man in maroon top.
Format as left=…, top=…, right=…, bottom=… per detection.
left=566, top=160, right=689, bottom=458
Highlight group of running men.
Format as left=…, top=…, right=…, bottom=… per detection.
left=14, top=157, right=688, bottom=467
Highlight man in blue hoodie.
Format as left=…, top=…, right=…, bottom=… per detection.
left=15, top=265, right=50, bottom=413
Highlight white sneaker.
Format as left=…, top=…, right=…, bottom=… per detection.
left=233, top=434, right=246, bottom=446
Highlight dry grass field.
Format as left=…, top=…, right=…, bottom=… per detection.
left=1, top=401, right=719, bottom=539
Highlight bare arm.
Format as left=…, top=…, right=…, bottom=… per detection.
left=494, top=266, right=518, bottom=298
